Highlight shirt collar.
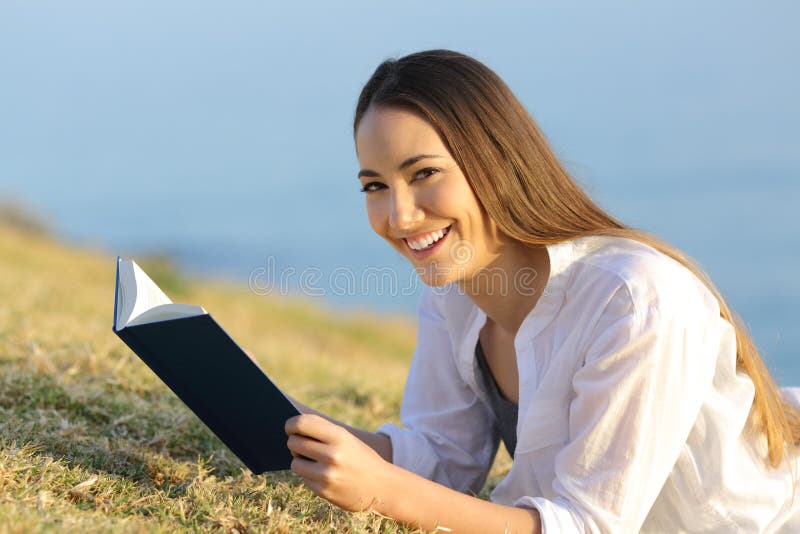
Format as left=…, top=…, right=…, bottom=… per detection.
left=471, top=238, right=576, bottom=340
left=515, top=237, right=576, bottom=342
left=458, top=238, right=577, bottom=392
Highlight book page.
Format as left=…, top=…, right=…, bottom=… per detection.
left=116, top=260, right=171, bottom=327
left=127, top=303, right=207, bottom=327
left=131, top=260, right=173, bottom=310
left=116, top=259, right=205, bottom=328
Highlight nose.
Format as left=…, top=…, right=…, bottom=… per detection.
left=389, top=187, right=424, bottom=233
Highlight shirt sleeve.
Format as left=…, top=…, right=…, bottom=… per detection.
left=514, top=280, right=721, bottom=533
left=377, top=286, right=499, bottom=495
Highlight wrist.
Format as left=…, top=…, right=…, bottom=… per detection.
left=371, top=461, right=405, bottom=517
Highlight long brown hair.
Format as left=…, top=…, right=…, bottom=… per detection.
left=353, top=49, right=800, bottom=468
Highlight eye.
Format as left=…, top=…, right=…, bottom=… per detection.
left=414, top=167, right=440, bottom=181
left=359, top=181, right=386, bottom=194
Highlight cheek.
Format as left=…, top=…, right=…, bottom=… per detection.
left=425, top=177, right=481, bottom=223
left=425, top=186, right=452, bottom=210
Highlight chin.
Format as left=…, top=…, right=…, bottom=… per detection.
left=419, top=275, right=450, bottom=288
left=414, top=262, right=459, bottom=288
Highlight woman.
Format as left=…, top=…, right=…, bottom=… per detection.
left=284, top=49, right=800, bottom=533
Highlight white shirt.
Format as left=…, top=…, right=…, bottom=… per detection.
left=377, top=235, right=800, bottom=533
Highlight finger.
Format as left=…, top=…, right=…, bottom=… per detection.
left=286, top=434, right=331, bottom=463
left=291, top=456, right=327, bottom=482
left=285, top=414, right=342, bottom=443
left=303, top=478, right=325, bottom=498
left=299, top=477, right=332, bottom=503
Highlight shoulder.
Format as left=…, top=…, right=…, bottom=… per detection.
left=563, top=237, right=729, bottom=379
left=566, top=235, right=721, bottom=322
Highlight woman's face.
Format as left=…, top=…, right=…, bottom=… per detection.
left=355, top=105, right=503, bottom=287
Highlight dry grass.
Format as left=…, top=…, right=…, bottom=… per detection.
left=0, top=221, right=511, bottom=533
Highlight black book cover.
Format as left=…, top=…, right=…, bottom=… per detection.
left=113, top=267, right=299, bottom=474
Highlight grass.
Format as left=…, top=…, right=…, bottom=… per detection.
left=0, top=220, right=512, bottom=532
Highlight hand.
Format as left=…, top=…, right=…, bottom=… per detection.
left=285, top=414, right=392, bottom=512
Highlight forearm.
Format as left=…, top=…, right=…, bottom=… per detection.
left=285, top=412, right=536, bottom=531
left=375, top=462, right=541, bottom=534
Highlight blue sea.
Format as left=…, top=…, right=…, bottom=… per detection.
left=1, top=2, right=797, bottom=382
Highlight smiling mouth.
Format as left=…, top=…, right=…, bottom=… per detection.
left=403, top=225, right=452, bottom=252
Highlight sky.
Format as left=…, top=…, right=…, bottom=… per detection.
left=1, top=1, right=798, bottom=376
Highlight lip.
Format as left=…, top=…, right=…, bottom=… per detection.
left=404, top=225, right=452, bottom=260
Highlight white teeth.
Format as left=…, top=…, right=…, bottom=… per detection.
left=407, top=227, right=448, bottom=251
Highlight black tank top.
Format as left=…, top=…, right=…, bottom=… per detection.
left=475, top=339, right=519, bottom=458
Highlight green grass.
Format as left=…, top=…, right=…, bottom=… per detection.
left=0, top=221, right=511, bottom=533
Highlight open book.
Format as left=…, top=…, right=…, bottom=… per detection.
left=113, top=257, right=299, bottom=474
left=114, top=259, right=207, bottom=329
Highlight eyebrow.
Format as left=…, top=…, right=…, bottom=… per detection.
left=357, top=154, right=444, bottom=179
